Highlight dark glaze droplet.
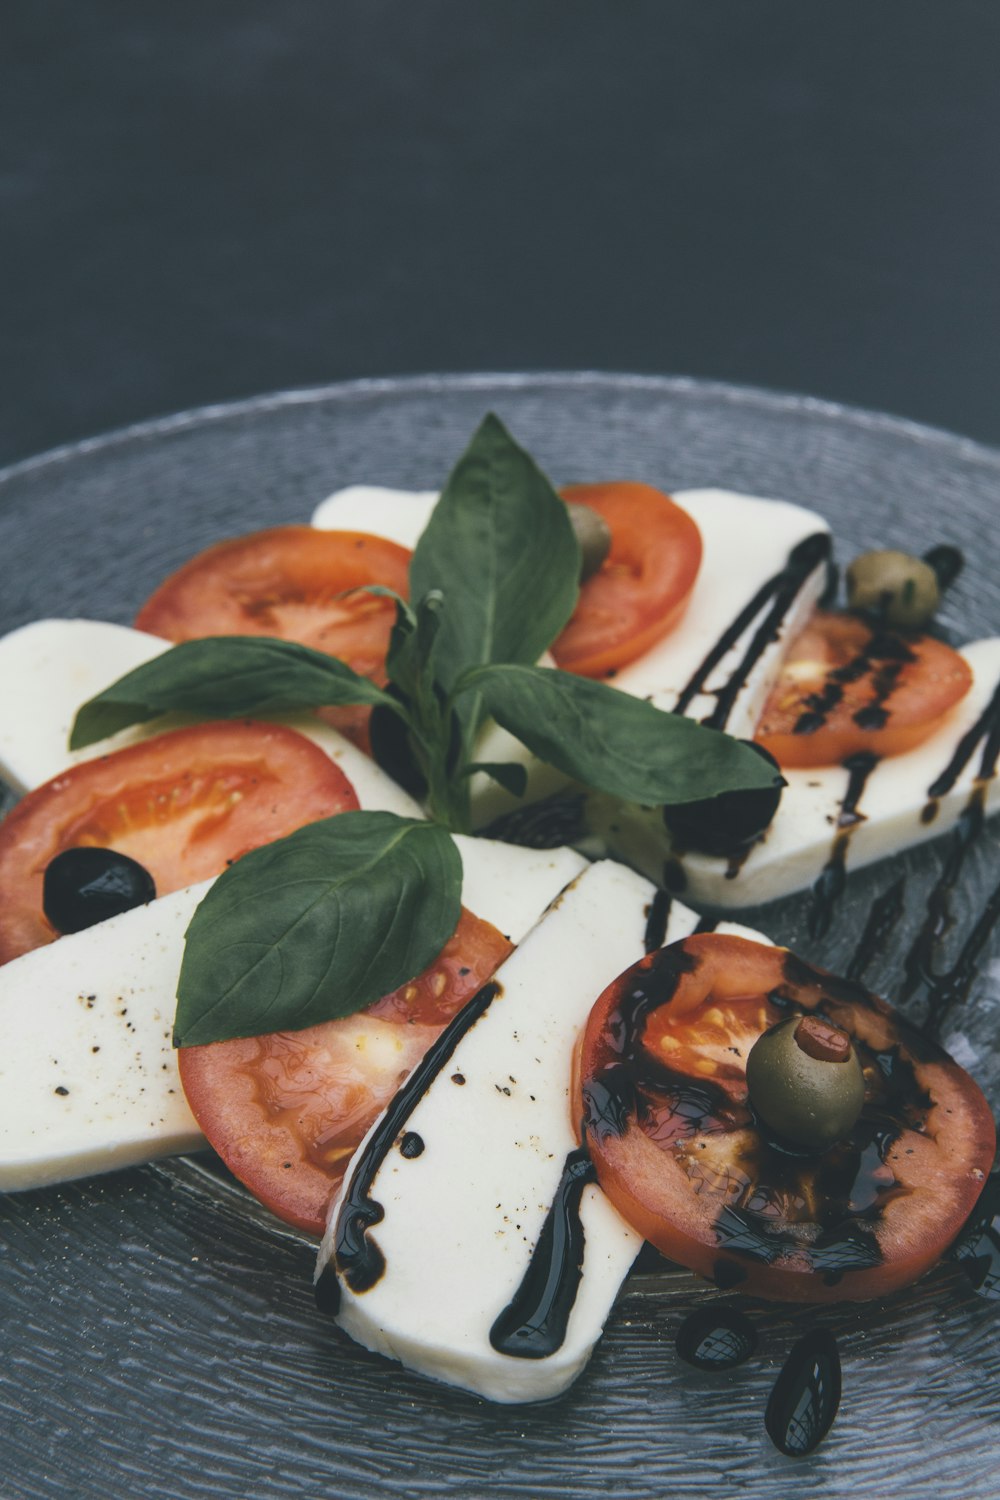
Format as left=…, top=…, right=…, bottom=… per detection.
left=331, top=982, right=501, bottom=1296
left=643, top=889, right=672, bottom=953
left=399, top=1132, right=424, bottom=1159
left=674, top=533, right=832, bottom=730
left=949, top=1170, right=1000, bottom=1300
left=675, top=1304, right=757, bottom=1370
left=489, top=1146, right=596, bottom=1360
left=809, top=752, right=879, bottom=939
left=765, top=1329, right=841, bottom=1458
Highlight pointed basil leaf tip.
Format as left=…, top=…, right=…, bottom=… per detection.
left=462, top=664, right=782, bottom=807
left=463, top=761, right=529, bottom=798
left=409, top=413, right=581, bottom=742
left=173, top=812, right=463, bottom=1048
left=69, top=636, right=401, bottom=750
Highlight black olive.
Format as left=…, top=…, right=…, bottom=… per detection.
left=43, top=847, right=157, bottom=934
left=661, top=741, right=784, bottom=856
left=765, top=1328, right=841, bottom=1457
left=675, top=1303, right=757, bottom=1371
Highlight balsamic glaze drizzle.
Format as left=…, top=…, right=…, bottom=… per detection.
left=809, top=752, right=880, bottom=938
left=846, top=876, right=906, bottom=982
left=331, top=981, right=501, bottom=1296
left=583, top=945, right=941, bottom=1283
left=489, top=1146, right=596, bottom=1360
left=673, top=533, right=832, bottom=729
left=643, top=890, right=672, bottom=953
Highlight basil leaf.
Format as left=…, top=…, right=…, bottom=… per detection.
left=174, top=812, right=462, bottom=1046
left=463, top=761, right=529, bottom=798
left=409, top=414, right=580, bottom=737
left=70, top=636, right=399, bottom=749
left=464, top=664, right=783, bottom=806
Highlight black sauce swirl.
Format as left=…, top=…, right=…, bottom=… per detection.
left=331, top=981, right=501, bottom=1296
left=674, top=533, right=832, bottom=730
left=489, top=1146, right=597, bottom=1360
left=809, top=751, right=880, bottom=938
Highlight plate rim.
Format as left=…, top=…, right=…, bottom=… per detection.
left=3, top=369, right=1000, bottom=490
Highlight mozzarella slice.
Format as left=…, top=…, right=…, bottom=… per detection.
left=591, top=638, right=1000, bottom=908
left=0, top=837, right=587, bottom=1193
left=311, top=485, right=831, bottom=825
left=0, top=618, right=422, bottom=817
left=318, top=859, right=769, bottom=1404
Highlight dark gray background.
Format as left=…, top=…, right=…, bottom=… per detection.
left=2, top=0, right=999, bottom=467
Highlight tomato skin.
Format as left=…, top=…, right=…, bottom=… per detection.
left=756, top=612, right=973, bottom=769
left=551, top=482, right=702, bottom=678
left=178, top=909, right=514, bottom=1236
left=579, top=934, right=995, bottom=1303
left=135, top=527, right=413, bottom=751
left=0, top=722, right=359, bottom=964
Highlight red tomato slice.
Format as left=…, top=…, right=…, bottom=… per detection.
left=755, top=611, right=973, bottom=769
left=0, top=722, right=358, bottom=964
left=135, top=526, right=413, bottom=751
left=178, top=909, right=514, bottom=1236
left=578, top=934, right=995, bottom=1303
left=551, top=482, right=702, bottom=678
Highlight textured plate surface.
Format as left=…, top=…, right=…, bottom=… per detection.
left=1, top=373, right=999, bottom=1500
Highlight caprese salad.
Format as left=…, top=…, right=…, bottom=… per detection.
left=0, top=414, right=996, bottom=1439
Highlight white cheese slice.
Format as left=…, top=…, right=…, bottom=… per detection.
left=0, top=837, right=587, bottom=1193
left=318, top=859, right=769, bottom=1404
left=310, top=484, right=831, bottom=825
left=0, top=618, right=423, bottom=817
left=591, top=639, right=1000, bottom=908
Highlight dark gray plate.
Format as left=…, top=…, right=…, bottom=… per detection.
left=2, top=374, right=999, bottom=1500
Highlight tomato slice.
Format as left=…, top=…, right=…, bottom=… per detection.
left=178, top=909, right=514, bottom=1236
left=0, top=722, right=359, bottom=964
left=579, top=934, right=995, bottom=1303
left=551, top=482, right=702, bottom=678
left=135, top=526, right=413, bottom=751
left=755, top=611, right=973, bottom=769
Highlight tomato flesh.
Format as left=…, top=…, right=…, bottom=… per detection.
left=0, top=722, right=358, bottom=963
left=552, top=482, right=702, bottom=677
left=756, top=611, right=973, bottom=769
left=135, top=526, right=413, bottom=750
left=178, top=909, right=514, bottom=1235
left=579, top=934, right=995, bottom=1303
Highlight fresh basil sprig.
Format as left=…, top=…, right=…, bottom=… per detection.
left=174, top=813, right=461, bottom=1047
left=67, top=413, right=785, bottom=1047
left=409, top=412, right=581, bottom=749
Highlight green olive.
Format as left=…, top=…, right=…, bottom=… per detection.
left=567, top=502, right=612, bottom=583
left=845, top=549, right=940, bottom=629
left=745, top=1015, right=865, bottom=1151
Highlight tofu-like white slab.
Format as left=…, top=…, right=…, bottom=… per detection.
left=0, top=618, right=423, bottom=818
left=319, top=859, right=769, bottom=1404
left=0, top=837, right=587, bottom=1193
left=591, top=639, right=1000, bottom=908
left=311, top=484, right=831, bottom=826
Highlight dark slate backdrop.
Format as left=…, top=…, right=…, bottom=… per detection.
left=2, top=0, right=999, bottom=467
